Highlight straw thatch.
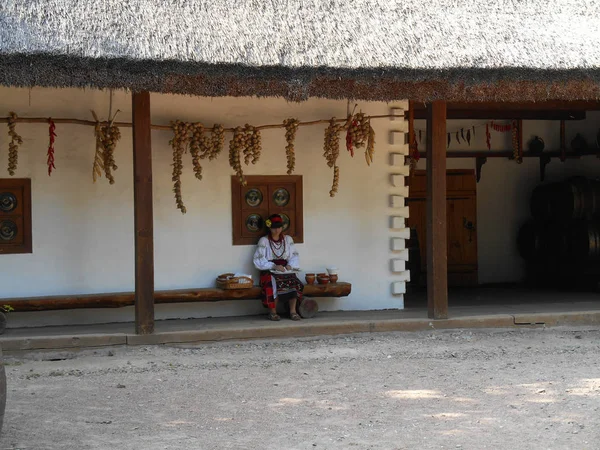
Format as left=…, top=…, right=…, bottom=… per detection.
left=1, top=0, right=600, bottom=101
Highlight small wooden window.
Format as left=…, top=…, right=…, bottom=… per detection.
left=0, top=178, right=32, bottom=255
left=231, top=175, right=303, bottom=246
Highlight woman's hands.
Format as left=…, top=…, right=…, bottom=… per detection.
left=274, top=265, right=286, bottom=272
left=285, top=265, right=292, bottom=271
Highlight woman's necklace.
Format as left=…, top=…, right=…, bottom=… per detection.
left=268, top=234, right=286, bottom=259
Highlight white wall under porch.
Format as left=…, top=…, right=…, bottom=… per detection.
left=0, top=87, right=408, bottom=328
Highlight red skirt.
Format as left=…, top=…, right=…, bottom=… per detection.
left=259, top=271, right=304, bottom=309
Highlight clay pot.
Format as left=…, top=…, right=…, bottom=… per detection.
left=528, top=136, right=545, bottom=155
left=317, top=275, right=330, bottom=285
left=329, top=274, right=338, bottom=283
left=571, top=133, right=588, bottom=154
left=305, top=273, right=316, bottom=285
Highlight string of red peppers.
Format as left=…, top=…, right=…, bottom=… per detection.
left=47, top=119, right=56, bottom=176
left=421, top=121, right=515, bottom=151
left=408, top=133, right=420, bottom=175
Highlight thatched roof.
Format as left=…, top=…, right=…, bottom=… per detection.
left=1, top=0, right=600, bottom=102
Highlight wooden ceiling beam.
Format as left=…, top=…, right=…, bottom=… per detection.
left=411, top=100, right=600, bottom=120
left=413, top=109, right=585, bottom=120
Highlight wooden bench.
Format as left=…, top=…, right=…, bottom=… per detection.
left=1, top=282, right=352, bottom=312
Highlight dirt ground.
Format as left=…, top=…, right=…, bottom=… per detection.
left=1, top=326, right=600, bottom=450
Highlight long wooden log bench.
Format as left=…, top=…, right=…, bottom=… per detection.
left=1, top=282, right=351, bottom=312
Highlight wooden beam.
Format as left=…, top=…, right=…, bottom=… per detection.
left=1, top=283, right=352, bottom=312
left=412, top=100, right=600, bottom=120
left=413, top=108, right=585, bottom=120
left=418, top=150, right=591, bottom=159
left=413, top=100, right=600, bottom=111
left=407, top=101, right=415, bottom=185
left=132, top=91, right=155, bottom=335
left=426, top=101, right=449, bottom=319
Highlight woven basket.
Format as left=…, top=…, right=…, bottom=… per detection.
left=216, top=273, right=253, bottom=290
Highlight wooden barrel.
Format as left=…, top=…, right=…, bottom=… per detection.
left=555, top=177, right=600, bottom=221
left=517, top=221, right=545, bottom=261
left=0, top=345, right=6, bottom=436
left=530, top=183, right=561, bottom=221
left=517, top=221, right=568, bottom=262
left=531, top=177, right=600, bottom=223
left=568, top=220, right=600, bottom=264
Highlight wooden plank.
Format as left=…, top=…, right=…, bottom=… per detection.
left=426, top=101, right=448, bottom=319
left=412, top=100, right=600, bottom=111
left=413, top=109, right=585, bottom=120
left=408, top=170, right=476, bottom=198
left=1, top=283, right=352, bottom=312
left=406, top=101, right=415, bottom=186
left=418, top=150, right=591, bottom=159
left=132, top=91, right=155, bottom=335
left=412, top=100, right=600, bottom=120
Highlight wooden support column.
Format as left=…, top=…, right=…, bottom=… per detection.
left=132, top=91, right=155, bottom=334
left=426, top=101, right=448, bottom=319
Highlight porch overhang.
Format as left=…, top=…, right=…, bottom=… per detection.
left=1, top=0, right=600, bottom=102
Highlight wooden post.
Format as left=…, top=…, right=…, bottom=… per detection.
left=426, top=101, right=448, bottom=319
left=132, top=91, right=155, bottom=334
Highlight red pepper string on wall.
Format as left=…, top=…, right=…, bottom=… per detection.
left=47, top=118, right=56, bottom=176
left=490, top=121, right=512, bottom=133
left=413, top=135, right=420, bottom=162
left=417, top=120, right=514, bottom=151
left=409, top=133, right=420, bottom=174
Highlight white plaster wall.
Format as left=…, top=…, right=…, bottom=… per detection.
left=415, top=113, right=600, bottom=283
left=0, top=87, right=407, bottom=327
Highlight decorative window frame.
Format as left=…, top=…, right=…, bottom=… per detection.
left=0, top=178, right=32, bottom=255
left=231, top=175, right=303, bottom=246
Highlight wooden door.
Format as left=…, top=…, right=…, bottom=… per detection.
left=406, top=170, right=478, bottom=286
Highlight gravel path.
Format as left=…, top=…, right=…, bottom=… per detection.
left=2, top=327, right=600, bottom=450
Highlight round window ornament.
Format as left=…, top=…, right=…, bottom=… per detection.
left=0, top=192, right=17, bottom=213
left=245, top=188, right=263, bottom=207
left=273, top=188, right=290, bottom=207
left=0, top=220, right=17, bottom=241
left=245, top=214, right=263, bottom=232
left=281, top=213, right=290, bottom=231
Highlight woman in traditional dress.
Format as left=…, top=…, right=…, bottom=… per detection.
left=253, top=214, right=304, bottom=321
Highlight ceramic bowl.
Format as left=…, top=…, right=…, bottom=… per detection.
left=317, top=275, right=330, bottom=285
left=305, top=273, right=316, bottom=284
left=329, top=274, right=338, bottom=283
left=326, top=267, right=338, bottom=275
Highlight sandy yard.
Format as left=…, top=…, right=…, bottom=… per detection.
left=1, top=326, right=599, bottom=450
